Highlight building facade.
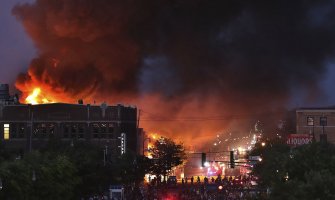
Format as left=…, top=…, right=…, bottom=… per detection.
left=296, top=107, right=335, bottom=143
left=0, top=103, right=138, bottom=155
left=0, top=84, right=19, bottom=105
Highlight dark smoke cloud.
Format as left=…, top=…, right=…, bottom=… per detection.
left=12, top=0, right=335, bottom=144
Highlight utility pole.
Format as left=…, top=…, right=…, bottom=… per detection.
left=29, top=111, right=34, bottom=152
left=137, top=109, right=145, bottom=155
left=103, top=145, right=108, bottom=166
left=137, top=109, right=141, bottom=130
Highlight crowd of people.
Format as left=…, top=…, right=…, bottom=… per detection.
left=143, top=174, right=266, bottom=200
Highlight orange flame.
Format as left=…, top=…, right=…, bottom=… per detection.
left=25, top=88, right=54, bottom=105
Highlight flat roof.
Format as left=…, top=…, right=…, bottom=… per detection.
left=0, top=103, right=137, bottom=121
left=296, top=106, right=335, bottom=113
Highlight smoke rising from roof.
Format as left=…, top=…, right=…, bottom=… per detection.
left=12, top=0, right=335, bottom=144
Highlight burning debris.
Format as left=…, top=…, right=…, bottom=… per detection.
left=11, top=0, right=335, bottom=145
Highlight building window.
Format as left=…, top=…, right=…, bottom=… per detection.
left=4, top=124, right=10, bottom=140
left=49, top=124, right=55, bottom=136
left=320, top=117, right=327, bottom=126
left=78, top=125, right=84, bottom=133
left=64, top=125, right=70, bottom=133
left=101, top=127, right=106, bottom=133
left=92, top=124, right=99, bottom=133
left=71, top=125, right=77, bottom=133
left=10, top=124, right=17, bottom=138
left=18, top=125, right=25, bottom=138
left=307, top=116, right=314, bottom=126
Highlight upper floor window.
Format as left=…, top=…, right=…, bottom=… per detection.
left=320, top=117, right=327, bottom=126
left=4, top=124, right=9, bottom=140
left=307, top=116, right=314, bottom=126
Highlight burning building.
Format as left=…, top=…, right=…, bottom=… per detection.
left=0, top=89, right=138, bottom=154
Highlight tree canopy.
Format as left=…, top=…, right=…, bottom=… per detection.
left=249, top=140, right=335, bottom=199
left=0, top=139, right=149, bottom=199
left=149, top=137, right=186, bottom=180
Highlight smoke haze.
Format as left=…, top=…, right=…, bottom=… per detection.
left=12, top=0, right=335, bottom=145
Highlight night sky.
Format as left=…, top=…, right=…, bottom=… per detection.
left=0, top=0, right=35, bottom=88
left=2, top=0, right=335, bottom=144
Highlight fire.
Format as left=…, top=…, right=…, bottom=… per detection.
left=25, top=88, right=54, bottom=105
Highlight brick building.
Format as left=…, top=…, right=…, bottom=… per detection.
left=0, top=103, right=138, bottom=155
left=296, top=107, right=335, bottom=143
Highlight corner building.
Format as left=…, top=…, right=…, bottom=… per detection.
left=296, top=107, right=335, bottom=143
left=0, top=103, right=138, bottom=155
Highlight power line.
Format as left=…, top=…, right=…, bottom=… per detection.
left=139, top=109, right=287, bottom=122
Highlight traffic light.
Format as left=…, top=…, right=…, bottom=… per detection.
left=201, top=153, right=206, bottom=167
left=230, top=151, right=235, bottom=168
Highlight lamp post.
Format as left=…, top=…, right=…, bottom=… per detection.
left=103, top=146, right=108, bottom=166
left=30, top=169, right=36, bottom=199
left=32, top=170, right=36, bottom=182
left=29, top=112, right=34, bottom=152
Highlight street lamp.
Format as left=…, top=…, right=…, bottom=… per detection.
left=32, top=170, right=36, bottom=182
left=284, top=172, right=289, bottom=181
left=29, top=112, right=34, bottom=152
left=103, top=146, right=108, bottom=166
left=31, top=170, right=36, bottom=199
left=0, top=178, right=3, bottom=190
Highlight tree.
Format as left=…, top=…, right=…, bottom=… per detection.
left=249, top=139, right=290, bottom=186
left=43, top=139, right=115, bottom=198
left=112, top=152, right=151, bottom=200
left=0, top=151, right=79, bottom=200
left=114, top=152, right=151, bottom=184
left=249, top=140, right=335, bottom=199
left=149, top=137, right=186, bottom=181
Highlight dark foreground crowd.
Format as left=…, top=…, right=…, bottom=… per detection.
left=85, top=175, right=267, bottom=200
left=143, top=175, right=267, bottom=200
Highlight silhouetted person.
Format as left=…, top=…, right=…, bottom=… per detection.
left=197, top=176, right=200, bottom=184
left=217, top=174, right=222, bottom=183
left=191, top=176, right=194, bottom=184
left=204, top=176, right=208, bottom=184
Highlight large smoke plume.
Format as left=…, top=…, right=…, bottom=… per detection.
left=12, top=0, right=335, bottom=146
